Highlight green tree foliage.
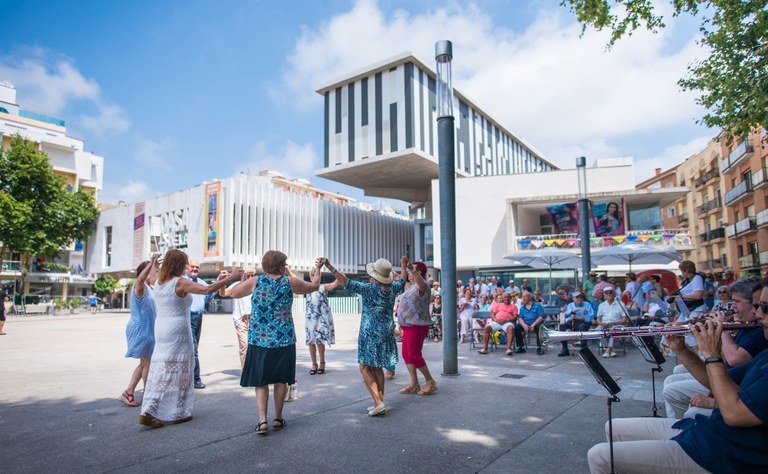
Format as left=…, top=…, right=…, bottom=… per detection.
left=93, top=275, right=119, bottom=300
left=561, top=0, right=768, bottom=141
left=0, top=136, right=100, bottom=274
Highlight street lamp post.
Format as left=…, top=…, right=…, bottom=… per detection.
left=576, top=156, right=591, bottom=283
left=435, top=40, right=458, bottom=375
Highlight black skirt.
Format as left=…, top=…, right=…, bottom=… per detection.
left=240, top=344, right=296, bottom=387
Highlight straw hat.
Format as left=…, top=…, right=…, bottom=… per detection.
left=366, top=258, right=394, bottom=284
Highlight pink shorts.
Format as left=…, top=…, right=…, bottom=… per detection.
left=400, top=325, right=429, bottom=368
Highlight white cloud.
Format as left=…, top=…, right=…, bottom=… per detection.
left=133, top=138, right=174, bottom=170
left=275, top=0, right=709, bottom=171
left=0, top=50, right=130, bottom=135
left=98, top=180, right=154, bottom=204
left=236, top=140, right=319, bottom=179
left=634, top=134, right=712, bottom=183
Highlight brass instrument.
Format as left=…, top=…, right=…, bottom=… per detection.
left=539, top=319, right=758, bottom=350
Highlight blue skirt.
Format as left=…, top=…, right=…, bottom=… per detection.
left=240, top=344, right=296, bottom=387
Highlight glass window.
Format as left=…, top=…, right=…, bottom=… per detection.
left=105, top=226, right=112, bottom=267
left=423, top=224, right=433, bottom=263
left=628, top=203, right=662, bottom=230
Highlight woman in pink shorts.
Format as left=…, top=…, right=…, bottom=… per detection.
left=396, top=259, right=437, bottom=396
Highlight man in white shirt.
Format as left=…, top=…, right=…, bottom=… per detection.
left=593, top=286, right=629, bottom=358
left=219, top=266, right=255, bottom=367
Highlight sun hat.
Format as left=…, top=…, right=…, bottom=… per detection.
left=366, top=258, right=394, bottom=284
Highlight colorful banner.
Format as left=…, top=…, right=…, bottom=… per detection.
left=132, top=202, right=145, bottom=268
left=591, top=199, right=624, bottom=236
left=546, top=202, right=580, bottom=234
left=204, top=181, right=221, bottom=257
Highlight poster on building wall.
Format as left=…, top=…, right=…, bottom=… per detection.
left=204, top=181, right=221, bottom=257
left=132, top=202, right=145, bottom=267
left=591, top=199, right=625, bottom=236
left=546, top=202, right=580, bottom=234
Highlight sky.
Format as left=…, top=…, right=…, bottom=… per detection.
left=0, top=0, right=714, bottom=207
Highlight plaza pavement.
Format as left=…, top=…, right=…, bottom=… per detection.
left=0, top=310, right=674, bottom=473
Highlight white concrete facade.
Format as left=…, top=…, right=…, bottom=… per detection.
left=87, top=174, right=414, bottom=277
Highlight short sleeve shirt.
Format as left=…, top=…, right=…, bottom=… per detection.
left=248, top=274, right=295, bottom=348
left=597, top=300, right=627, bottom=323
left=734, top=328, right=768, bottom=358
left=492, top=302, right=518, bottom=323
left=518, top=302, right=543, bottom=325
left=397, top=284, right=431, bottom=327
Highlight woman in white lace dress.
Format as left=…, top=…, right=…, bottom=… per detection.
left=305, top=273, right=338, bottom=375
left=138, top=249, right=242, bottom=428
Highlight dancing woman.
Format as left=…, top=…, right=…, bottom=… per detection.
left=306, top=268, right=338, bottom=375
left=120, top=254, right=159, bottom=407
left=323, top=256, right=406, bottom=416
left=223, top=251, right=322, bottom=434
left=139, top=250, right=242, bottom=428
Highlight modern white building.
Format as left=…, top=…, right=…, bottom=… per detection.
left=0, top=81, right=104, bottom=298
left=315, top=54, right=692, bottom=288
left=87, top=173, right=413, bottom=278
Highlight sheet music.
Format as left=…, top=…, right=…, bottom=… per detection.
left=675, top=297, right=690, bottom=320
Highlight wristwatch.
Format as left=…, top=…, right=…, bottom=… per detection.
left=704, top=356, right=724, bottom=365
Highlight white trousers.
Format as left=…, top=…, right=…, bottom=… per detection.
left=587, top=418, right=707, bottom=473
left=663, top=372, right=707, bottom=419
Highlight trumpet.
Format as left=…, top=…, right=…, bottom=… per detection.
left=539, top=320, right=759, bottom=350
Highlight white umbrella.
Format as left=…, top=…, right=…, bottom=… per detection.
left=590, top=244, right=681, bottom=272
left=503, top=247, right=585, bottom=293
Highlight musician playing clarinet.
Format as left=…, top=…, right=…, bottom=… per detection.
left=587, top=277, right=768, bottom=474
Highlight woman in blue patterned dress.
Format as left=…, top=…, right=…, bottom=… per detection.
left=322, top=256, right=407, bottom=417
left=224, top=251, right=322, bottom=434
left=119, top=254, right=159, bottom=407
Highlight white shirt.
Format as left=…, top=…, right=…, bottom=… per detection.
left=230, top=282, right=252, bottom=325
left=597, top=299, right=627, bottom=324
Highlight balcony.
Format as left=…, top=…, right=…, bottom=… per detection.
left=678, top=213, right=689, bottom=224
left=721, top=139, right=755, bottom=174
left=0, top=103, right=66, bottom=127
left=515, top=228, right=695, bottom=252
left=757, top=209, right=768, bottom=228
left=695, top=198, right=723, bottom=216
left=698, top=228, right=726, bottom=243
left=734, top=217, right=757, bottom=236
left=761, top=251, right=768, bottom=268
left=724, top=179, right=753, bottom=206
left=739, top=253, right=760, bottom=269
left=699, top=257, right=726, bottom=271
left=694, top=169, right=719, bottom=188
left=726, top=224, right=736, bottom=238
left=753, top=168, right=768, bottom=190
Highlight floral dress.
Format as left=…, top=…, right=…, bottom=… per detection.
left=249, top=274, right=295, bottom=348
left=305, top=285, right=335, bottom=345
left=346, top=279, right=405, bottom=367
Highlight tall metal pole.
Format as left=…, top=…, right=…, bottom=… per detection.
left=577, top=156, right=591, bottom=285
left=436, top=40, right=458, bottom=375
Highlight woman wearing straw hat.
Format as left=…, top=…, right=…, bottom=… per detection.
left=322, top=256, right=407, bottom=416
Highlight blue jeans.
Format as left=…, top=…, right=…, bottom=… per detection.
left=190, top=312, right=203, bottom=383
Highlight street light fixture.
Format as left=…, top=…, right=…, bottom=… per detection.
left=576, top=156, right=591, bottom=283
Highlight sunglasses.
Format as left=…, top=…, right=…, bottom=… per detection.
left=753, top=302, right=768, bottom=313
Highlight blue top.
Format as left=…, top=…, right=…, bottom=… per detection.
left=184, top=275, right=212, bottom=313
left=733, top=328, right=768, bottom=362
left=346, top=278, right=405, bottom=367
left=565, top=301, right=595, bottom=323
left=89, top=295, right=98, bottom=305
left=248, top=274, right=295, bottom=348
left=589, top=299, right=601, bottom=314
left=125, top=289, right=157, bottom=358
left=518, top=302, right=544, bottom=325
left=673, top=348, right=768, bottom=473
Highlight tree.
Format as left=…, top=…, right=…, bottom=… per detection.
left=561, top=0, right=768, bottom=141
left=0, top=136, right=100, bottom=278
left=93, top=275, right=119, bottom=300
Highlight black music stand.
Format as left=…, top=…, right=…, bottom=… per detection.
left=578, top=346, right=621, bottom=474
left=631, top=335, right=666, bottom=417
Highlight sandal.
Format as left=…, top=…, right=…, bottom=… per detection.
left=255, top=421, right=269, bottom=435
left=317, top=363, right=325, bottom=374
left=119, top=391, right=140, bottom=407
left=417, top=381, right=438, bottom=396
left=273, top=418, right=286, bottom=430
left=399, top=385, right=420, bottom=394
left=138, top=414, right=163, bottom=428
left=309, top=364, right=318, bottom=375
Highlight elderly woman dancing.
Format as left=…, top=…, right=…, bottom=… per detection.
left=222, top=251, right=322, bottom=434
left=305, top=268, right=338, bottom=375
left=139, top=250, right=242, bottom=428
left=323, top=256, right=406, bottom=416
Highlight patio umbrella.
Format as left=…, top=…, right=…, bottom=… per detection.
left=590, top=244, right=681, bottom=272
left=503, top=247, right=585, bottom=294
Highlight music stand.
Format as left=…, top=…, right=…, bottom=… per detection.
left=631, top=336, right=666, bottom=417
left=578, top=346, right=621, bottom=474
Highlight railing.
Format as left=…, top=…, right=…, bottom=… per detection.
left=721, top=139, right=754, bottom=173
left=760, top=252, right=768, bottom=268
left=739, top=253, right=759, bottom=269
left=0, top=103, right=66, bottom=127
left=753, top=168, right=768, bottom=189
left=1, top=260, right=22, bottom=272
left=696, top=198, right=723, bottom=216
left=724, top=179, right=753, bottom=205
left=678, top=213, right=689, bottom=224
left=699, top=228, right=726, bottom=243
left=291, top=296, right=361, bottom=315
left=515, top=228, right=694, bottom=251
left=694, top=169, right=719, bottom=187
left=757, top=209, right=768, bottom=227
left=735, top=217, right=757, bottom=235
left=726, top=224, right=736, bottom=238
